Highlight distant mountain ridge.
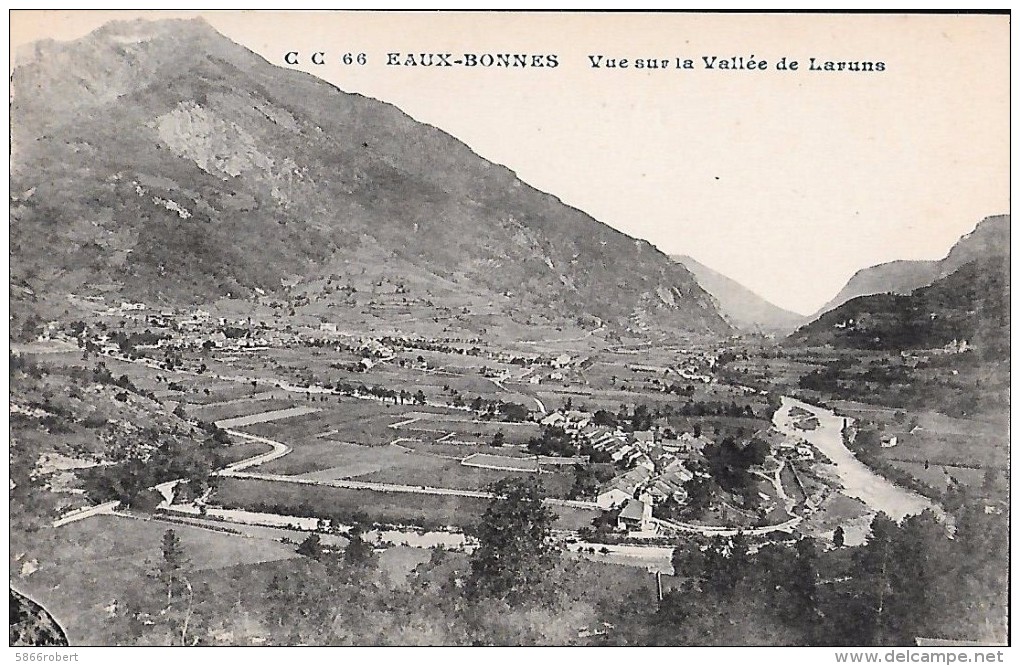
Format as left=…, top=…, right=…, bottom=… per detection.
left=793, top=214, right=1010, bottom=354
left=672, top=255, right=807, bottom=334
left=788, top=253, right=1009, bottom=358
left=813, top=215, right=1010, bottom=317
left=10, top=18, right=729, bottom=337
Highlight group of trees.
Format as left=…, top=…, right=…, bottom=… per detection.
left=637, top=502, right=1007, bottom=646
left=526, top=426, right=578, bottom=457
left=675, top=400, right=757, bottom=419
left=591, top=397, right=769, bottom=428
left=592, top=403, right=658, bottom=432
left=79, top=429, right=224, bottom=507
left=702, top=436, right=769, bottom=495
left=107, top=329, right=169, bottom=355
left=447, top=393, right=530, bottom=422
left=295, top=524, right=380, bottom=573
left=567, top=463, right=616, bottom=501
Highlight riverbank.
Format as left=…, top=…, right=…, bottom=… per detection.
left=773, top=396, right=939, bottom=522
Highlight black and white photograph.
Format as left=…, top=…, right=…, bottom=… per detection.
left=7, top=9, right=1011, bottom=655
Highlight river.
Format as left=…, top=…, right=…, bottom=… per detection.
left=773, top=396, right=937, bottom=522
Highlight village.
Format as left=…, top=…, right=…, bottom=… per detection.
left=22, top=292, right=838, bottom=550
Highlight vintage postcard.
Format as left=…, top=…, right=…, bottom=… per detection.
left=8, top=9, right=1010, bottom=654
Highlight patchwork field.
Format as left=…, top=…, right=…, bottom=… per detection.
left=239, top=402, right=401, bottom=446
left=249, top=435, right=574, bottom=497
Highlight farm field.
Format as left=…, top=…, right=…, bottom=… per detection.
left=239, top=402, right=402, bottom=446
left=395, top=416, right=540, bottom=445
left=398, top=439, right=535, bottom=459
left=215, top=405, right=321, bottom=429
left=250, top=436, right=574, bottom=497
left=831, top=400, right=1008, bottom=438
left=219, top=438, right=276, bottom=465
left=356, top=459, right=573, bottom=497
left=885, top=460, right=985, bottom=493
left=796, top=492, right=874, bottom=545
left=261, top=441, right=421, bottom=477
left=212, top=477, right=599, bottom=531
left=190, top=396, right=300, bottom=423
left=875, top=431, right=1008, bottom=469
left=780, top=464, right=808, bottom=506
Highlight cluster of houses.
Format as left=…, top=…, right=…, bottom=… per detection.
left=767, top=424, right=816, bottom=458
left=901, top=338, right=974, bottom=367
left=523, top=354, right=595, bottom=385
left=625, top=360, right=713, bottom=384
left=941, top=338, right=972, bottom=354
left=533, top=410, right=716, bottom=534
left=774, top=436, right=816, bottom=462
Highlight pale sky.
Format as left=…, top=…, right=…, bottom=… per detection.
left=10, top=11, right=1011, bottom=315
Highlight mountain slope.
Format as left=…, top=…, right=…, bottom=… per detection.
left=813, top=215, right=1010, bottom=316
left=788, top=255, right=1009, bottom=358
left=672, top=255, right=806, bottom=334
left=10, top=18, right=728, bottom=337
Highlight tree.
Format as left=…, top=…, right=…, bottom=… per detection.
left=788, top=537, right=821, bottom=634
left=156, top=529, right=190, bottom=600
left=297, top=533, right=323, bottom=560
left=526, top=426, right=576, bottom=457
left=491, top=431, right=505, bottom=447
left=264, top=569, right=338, bottom=645
left=115, top=529, right=204, bottom=645
left=833, top=525, right=846, bottom=548
left=704, top=437, right=759, bottom=493
left=568, top=464, right=600, bottom=500
left=468, top=477, right=559, bottom=605
left=846, top=513, right=898, bottom=644
left=343, top=525, right=378, bottom=570
left=679, top=472, right=712, bottom=519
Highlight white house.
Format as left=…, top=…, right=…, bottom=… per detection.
left=617, top=496, right=654, bottom=532
left=551, top=354, right=572, bottom=368
left=596, top=488, right=632, bottom=509
left=540, top=412, right=566, bottom=427
left=611, top=444, right=636, bottom=463
left=795, top=445, right=815, bottom=461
